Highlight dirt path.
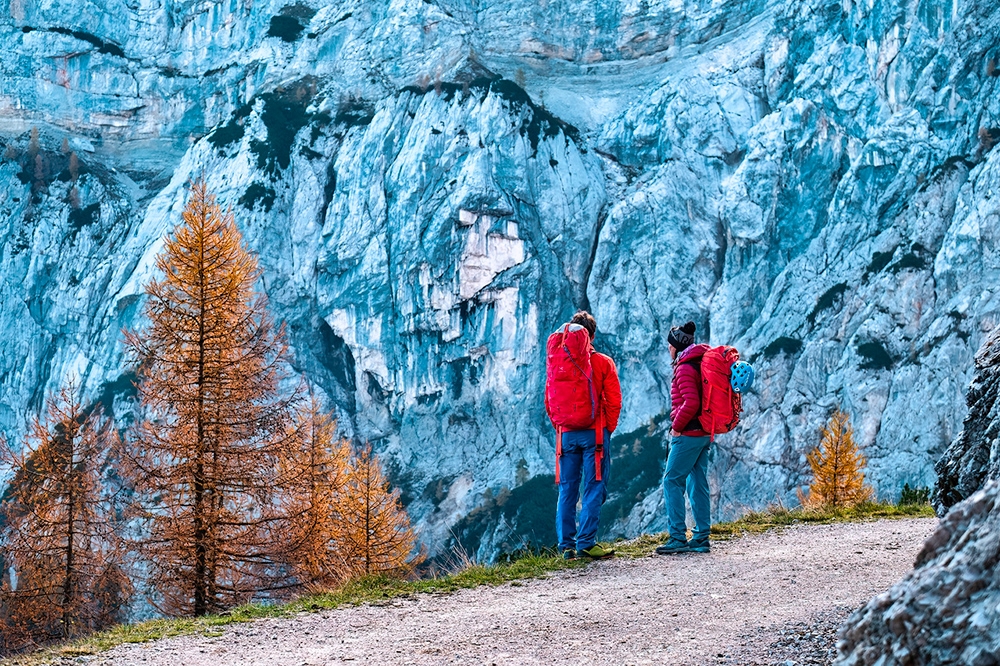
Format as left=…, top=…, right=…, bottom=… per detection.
left=81, top=518, right=936, bottom=666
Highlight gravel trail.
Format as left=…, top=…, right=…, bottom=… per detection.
left=82, top=518, right=936, bottom=666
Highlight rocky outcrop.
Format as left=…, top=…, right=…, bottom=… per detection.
left=836, top=480, right=1000, bottom=665
left=934, top=325, right=1000, bottom=512
left=2, top=0, right=1000, bottom=558
left=836, top=327, right=1000, bottom=664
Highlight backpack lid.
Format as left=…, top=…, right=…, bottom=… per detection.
left=677, top=343, right=710, bottom=364
left=557, top=323, right=589, bottom=335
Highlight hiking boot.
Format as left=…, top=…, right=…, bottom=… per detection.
left=579, top=544, right=615, bottom=559
left=655, top=539, right=690, bottom=555
left=562, top=549, right=577, bottom=560
left=687, top=537, right=710, bottom=554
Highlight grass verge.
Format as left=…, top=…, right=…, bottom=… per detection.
left=4, top=555, right=585, bottom=665
left=613, top=501, right=935, bottom=557
left=4, top=501, right=935, bottom=665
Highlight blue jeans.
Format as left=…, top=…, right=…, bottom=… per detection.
left=556, top=429, right=611, bottom=552
left=663, top=435, right=712, bottom=543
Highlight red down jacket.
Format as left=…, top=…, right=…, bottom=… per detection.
left=670, top=343, right=709, bottom=437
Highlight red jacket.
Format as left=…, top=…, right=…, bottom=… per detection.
left=544, top=346, right=622, bottom=434
left=591, top=350, right=622, bottom=434
left=670, top=344, right=708, bottom=437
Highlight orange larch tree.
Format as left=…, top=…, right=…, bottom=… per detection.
left=338, top=443, right=417, bottom=577
left=0, top=383, right=129, bottom=653
left=274, top=396, right=353, bottom=591
left=122, top=179, right=297, bottom=616
left=801, top=409, right=875, bottom=509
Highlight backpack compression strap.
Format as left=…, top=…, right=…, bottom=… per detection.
left=706, top=382, right=715, bottom=443
left=555, top=427, right=562, bottom=484
left=594, top=414, right=604, bottom=482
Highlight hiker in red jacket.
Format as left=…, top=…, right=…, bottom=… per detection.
left=656, top=321, right=713, bottom=555
left=545, top=311, right=622, bottom=560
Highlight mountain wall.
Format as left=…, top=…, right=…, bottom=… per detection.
left=1, top=0, right=998, bottom=558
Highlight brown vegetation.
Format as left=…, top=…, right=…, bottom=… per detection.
left=0, top=384, right=129, bottom=654
left=121, top=179, right=298, bottom=616
left=275, top=397, right=353, bottom=590
left=338, top=443, right=418, bottom=577
left=1, top=180, right=418, bottom=658
left=276, top=399, right=418, bottom=586
left=799, top=410, right=874, bottom=509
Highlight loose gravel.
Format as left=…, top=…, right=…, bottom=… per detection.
left=78, top=518, right=936, bottom=666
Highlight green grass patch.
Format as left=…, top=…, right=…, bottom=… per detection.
left=598, top=501, right=934, bottom=558
left=4, top=502, right=934, bottom=664
left=709, top=501, right=934, bottom=540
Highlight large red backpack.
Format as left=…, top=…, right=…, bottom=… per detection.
left=697, top=346, right=743, bottom=439
left=545, top=323, right=605, bottom=482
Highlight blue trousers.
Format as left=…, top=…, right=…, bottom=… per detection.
left=664, top=435, right=712, bottom=542
left=556, top=429, right=611, bottom=552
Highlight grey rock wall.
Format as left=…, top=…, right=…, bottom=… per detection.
left=837, top=480, right=1000, bottom=665
left=837, top=326, right=1000, bottom=664
left=934, top=324, right=1000, bottom=512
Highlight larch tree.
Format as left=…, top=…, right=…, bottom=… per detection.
left=274, top=396, right=353, bottom=591
left=801, top=409, right=875, bottom=509
left=338, top=443, right=417, bottom=577
left=0, top=384, right=129, bottom=653
left=122, top=179, right=297, bottom=616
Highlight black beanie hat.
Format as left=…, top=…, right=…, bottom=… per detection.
left=668, top=321, right=696, bottom=352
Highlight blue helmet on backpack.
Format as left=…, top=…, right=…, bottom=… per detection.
left=730, top=361, right=755, bottom=393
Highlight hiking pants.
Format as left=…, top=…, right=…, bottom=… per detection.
left=557, top=429, right=611, bottom=552
left=664, top=435, right=712, bottom=543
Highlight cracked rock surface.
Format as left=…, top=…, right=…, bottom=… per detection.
left=934, top=324, right=1000, bottom=512
left=837, top=327, right=1000, bottom=665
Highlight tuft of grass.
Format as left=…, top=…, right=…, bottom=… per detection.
left=599, top=501, right=934, bottom=558
left=709, top=501, right=934, bottom=540
left=4, top=502, right=934, bottom=665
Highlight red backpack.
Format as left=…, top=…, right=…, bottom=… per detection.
left=698, top=346, right=743, bottom=439
left=545, top=323, right=605, bottom=482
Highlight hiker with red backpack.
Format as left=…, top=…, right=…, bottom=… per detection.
left=656, top=321, right=754, bottom=555
left=545, top=311, right=622, bottom=560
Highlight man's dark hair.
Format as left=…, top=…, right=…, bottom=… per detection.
left=570, top=310, right=597, bottom=339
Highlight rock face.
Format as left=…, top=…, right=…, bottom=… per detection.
left=934, top=324, right=1000, bottom=512
left=837, top=326, right=1000, bottom=664
left=1, top=0, right=999, bottom=559
left=837, top=480, right=1000, bottom=665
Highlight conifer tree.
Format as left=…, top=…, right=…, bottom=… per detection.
left=801, top=409, right=874, bottom=508
left=0, top=384, right=129, bottom=653
left=122, top=179, right=296, bottom=616
left=338, top=443, right=416, bottom=577
left=274, top=396, right=353, bottom=590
